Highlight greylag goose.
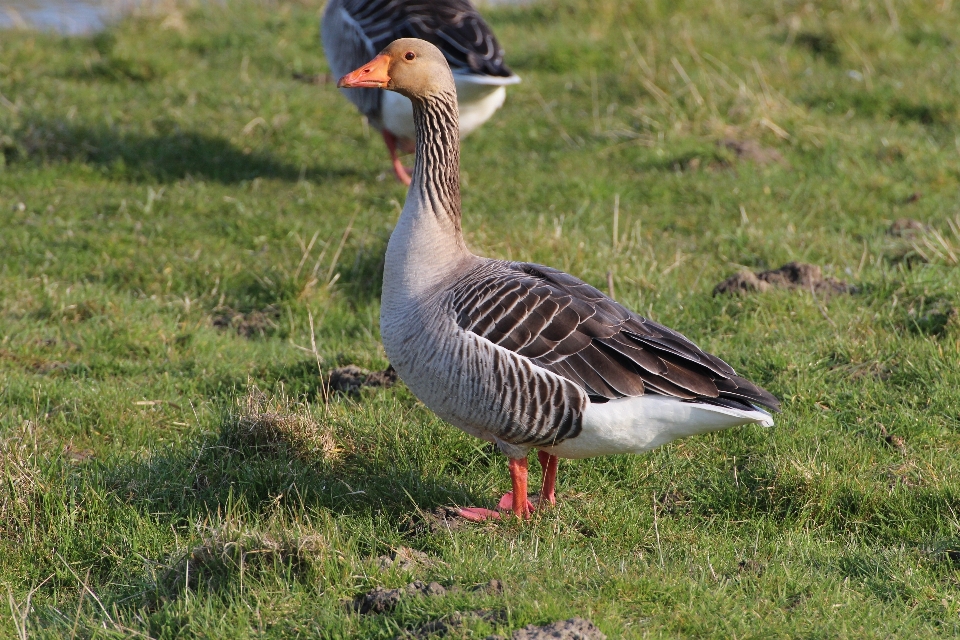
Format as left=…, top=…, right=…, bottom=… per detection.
left=322, top=0, right=519, bottom=185
left=338, top=39, right=781, bottom=520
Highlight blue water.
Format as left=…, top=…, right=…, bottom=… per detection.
left=0, top=0, right=138, bottom=34
left=0, top=0, right=532, bottom=35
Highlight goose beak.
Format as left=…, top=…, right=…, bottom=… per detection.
left=337, top=54, right=392, bottom=89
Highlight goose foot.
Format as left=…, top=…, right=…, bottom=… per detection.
left=498, top=491, right=536, bottom=513
left=456, top=506, right=503, bottom=522
left=455, top=457, right=534, bottom=521
left=382, top=129, right=413, bottom=186
left=454, top=491, right=537, bottom=521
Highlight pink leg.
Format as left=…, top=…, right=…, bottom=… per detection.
left=457, top=457, right=535, bottom=522
left=381, top=129, right=412, bottom=186
left=537, top=450, right=559, bottom=507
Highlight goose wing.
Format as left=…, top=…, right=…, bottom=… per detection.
left=322, top=0, right=382, bottom=118
left=334, top=0, right=515, bottom=78
left=449, top=261, right=781, bottom=412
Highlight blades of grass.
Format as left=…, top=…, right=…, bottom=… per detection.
left=293, top=229, right=321, bottom=282
left=325, top=212, right=357, bottom=286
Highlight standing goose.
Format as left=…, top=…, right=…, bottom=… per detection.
left=322, top=0, right=520, bottom=186
left=339, top=39, right=781, bottom=520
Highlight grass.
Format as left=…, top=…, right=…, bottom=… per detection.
left=1, top=0, right=960, bottom=636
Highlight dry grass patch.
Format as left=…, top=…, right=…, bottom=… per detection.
left=907, top=215, right=960, bottom=267
left=219, top=387, right=345, bottom=462
left=161, top=515, right=328, bottom=593
left=0, top=421, right=47, bottom=542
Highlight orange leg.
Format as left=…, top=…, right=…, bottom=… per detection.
left=381, top=129, right=412, bottom=186
left=457, top=456, right=534, bottom=521
left=508, top=457, right=532, bottom=518
left=537, top=450, right=559, bottom=507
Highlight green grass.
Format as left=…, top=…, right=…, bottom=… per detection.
left=2, top=0, right=960, bottom=636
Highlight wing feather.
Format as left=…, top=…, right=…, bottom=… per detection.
left=449, top=260, right=780, bottom=412
left=335, top=0, right=515, bottom=77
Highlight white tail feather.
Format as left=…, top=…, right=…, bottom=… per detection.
left=542, top=395, right=775, bottom=460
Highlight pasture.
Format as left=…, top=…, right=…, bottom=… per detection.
left=1, top=0, right=960, bottom=636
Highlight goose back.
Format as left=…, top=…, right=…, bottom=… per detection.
left=448, top=260, right=781, bottom=413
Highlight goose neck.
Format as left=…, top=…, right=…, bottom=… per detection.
left=383, top=89, right=469, bottom=302
left=408, top=90, right=463, bottom=243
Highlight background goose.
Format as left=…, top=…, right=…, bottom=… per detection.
left=322, top=0, right=520, bottom=185
left=338, top=39, right=781, bottom=521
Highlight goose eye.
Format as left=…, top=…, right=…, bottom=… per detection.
left=404, top=51, right=416, bottom=61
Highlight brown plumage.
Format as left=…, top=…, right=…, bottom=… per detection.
left=450, top=261, right=781, bottom=411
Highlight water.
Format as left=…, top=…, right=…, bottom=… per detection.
left=0, top=0, right=138, bottom=34
left=0, top=0, right=534, bottom=35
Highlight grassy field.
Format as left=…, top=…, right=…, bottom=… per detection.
left=2, top=0, right=960, bottom=636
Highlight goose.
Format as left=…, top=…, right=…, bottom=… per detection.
left=322, top=0, right=519, bottom=186
left=338, top=39, right=781, bottom=520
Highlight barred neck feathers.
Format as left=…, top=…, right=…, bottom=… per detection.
left=410, top=89, right=463, bottom=243
left=338, top=39, right=474, bottom=297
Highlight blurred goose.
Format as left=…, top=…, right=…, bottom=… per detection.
left=322, top=0, right=519, bottom=185
left=338, top=39, right=781, bottom=520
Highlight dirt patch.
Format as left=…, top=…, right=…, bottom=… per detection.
left=720, top=138, right=785, bottom=166
left=512, top=617, right=606, bottom=640
left=475, top=579, right=505, bottom=596
left=212, top=306, right=280, bottom=338
left=879, top=425, right=906, bottom=452
left=402, top=507, right=477, bottom=535
left=713, top=262, right=854, bottom=296
left=328, top=364, right=398, bottom=396
left=886, top=461, right=920, bottom=489
left=353, top=580, right=455, bottom=615
left=737, top=559, right=765, bottom=577
left=354, top=578, right=505, bottom=621
left=935, top=547, right=960, bottom=568
left=655, top=488, right=687, bottom=514
left=376, top=546, right=434, bottom=572
left=406, top=581, right=448, bottom=597
left=888, top=218, right=929, bottom=237
left=352, top=586, right=403, bottom=614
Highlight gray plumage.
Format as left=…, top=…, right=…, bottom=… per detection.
left=450, top=261, right=781, bottom=411
left=373, top=41, right=779, bottom=460
left=322, top=0, right=516, bottom=129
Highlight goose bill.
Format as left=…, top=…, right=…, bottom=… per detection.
left=337, top=54, right=392, bottom=89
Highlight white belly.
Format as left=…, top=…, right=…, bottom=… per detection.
left=455, top=83, right=507, bottom=137
left=542, top=395, right=774, bottom=460
left=381, top=77, right=510, bottom=141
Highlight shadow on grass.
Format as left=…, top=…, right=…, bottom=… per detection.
left=803, top=89, right=956, bottom=126
left=834, top=552, right=909, bottom=603
left=4, top=120, right=357, bottom=184
left=101, top=417, right=474, bottom=527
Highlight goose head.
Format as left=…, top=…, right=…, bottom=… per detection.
left=337, top=38, right=455, bottom=101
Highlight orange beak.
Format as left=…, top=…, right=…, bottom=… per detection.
left=337, top=54, right=392, bottom=89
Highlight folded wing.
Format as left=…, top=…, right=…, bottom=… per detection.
left=337, top=0, right=515, bottom=78
left=449, top=261, right=781, bottom=413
